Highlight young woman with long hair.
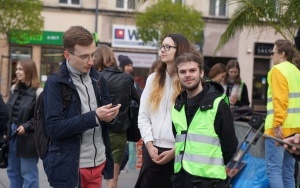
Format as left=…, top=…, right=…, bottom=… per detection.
left=5, top=59, right=42, bottom=188
left=134, top=34, right=191, bottom=188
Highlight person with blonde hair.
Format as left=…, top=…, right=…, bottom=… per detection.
left=134, top=34, right=190, bottom=188
left=94, top=44, right=139, bottom=188
left=5, top=58, right=42, bottom=188
left=148, top=59, right=161, bottom=76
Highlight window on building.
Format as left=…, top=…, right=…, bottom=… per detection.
left=116, top=0, right=136, bottom=9
left=59, top=0, right=80, bottom=5
left=209, top=0, right=227, bottom=17
left=41, top=47, right=64, bottom=85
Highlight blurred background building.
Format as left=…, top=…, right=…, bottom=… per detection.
left=0, top=0, right=287, bottom=112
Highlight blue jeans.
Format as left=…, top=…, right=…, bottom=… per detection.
left=265, top=137, right=295, bottom=188
left=7, top=124, right=39, bottom=188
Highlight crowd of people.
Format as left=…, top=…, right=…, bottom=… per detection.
left=0, top=25, right=300, bottom=188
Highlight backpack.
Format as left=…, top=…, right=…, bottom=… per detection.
left=34, top=83, right=72, bottom=160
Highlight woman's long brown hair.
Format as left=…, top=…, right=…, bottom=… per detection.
left=149, top=34, right=190, bottom=111
left=13, top=59, right=40, bottom=89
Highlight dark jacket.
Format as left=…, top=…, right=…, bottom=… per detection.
left=173, top=81, right=238, bottom=165
left=225, top=82, right=250, bottom=107
left=99, top=66, right=140, bottom=132
left=5, top=84, right=38, bottom=157
left=43, top=61, right=113, bottom=187
left=0, top=96, right=8, bottom=137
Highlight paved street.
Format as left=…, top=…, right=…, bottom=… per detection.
left=0, top=160, right=139, bottom=188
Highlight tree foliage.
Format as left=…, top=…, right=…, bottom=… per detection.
left=135, top=0, right=205, bottom=44
left=0, top=0, right=44, bottom=40
left=215, top=0, right=300, bottom=52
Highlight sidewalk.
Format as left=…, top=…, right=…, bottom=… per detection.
left=0, top=161, right=139, bottom=188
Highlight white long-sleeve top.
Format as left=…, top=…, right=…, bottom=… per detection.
left=138, top=72, right=175, bottom=149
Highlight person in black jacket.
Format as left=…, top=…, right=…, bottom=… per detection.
left=0, top=95, right=8, bottom=137
left=5, top=58, right=41, bottom=188
left=222, top=59, right=250, bottom=107
left=171, top=53, right=238, bottom=188
left=94, top=44, right=140, bottom=188
left=43, top=26, right=120, bottom=188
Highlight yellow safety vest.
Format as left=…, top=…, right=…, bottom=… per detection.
left=265, top=61, right=300, bottom=131
left=171, top=97, right=226, bottom=180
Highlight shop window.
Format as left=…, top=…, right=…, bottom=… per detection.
left=41, top=48, right=64, bottom=85
left=10, top=46, right=32, bottom=61
left=59, top=0, right=80, bottom=5
left=252, top=58, right=271, bottom=112
left=209, top=0, right=227, bottom=17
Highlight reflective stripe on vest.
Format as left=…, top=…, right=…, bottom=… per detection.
left=265, top=61, right=300, bottom=130
left=171, top=97, right=226, bottom=179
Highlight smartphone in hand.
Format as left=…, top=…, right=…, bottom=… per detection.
left=263, top=134, right=300, bottom=151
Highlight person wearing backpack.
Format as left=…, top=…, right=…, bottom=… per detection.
left=5, top=58, right=42, bottom=188
left=43, top=26, right=121, bottom=188
left=93, top=45, right=140, bottom=188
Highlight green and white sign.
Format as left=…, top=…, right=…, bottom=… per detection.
left=10, top=31, right=64, bottom=45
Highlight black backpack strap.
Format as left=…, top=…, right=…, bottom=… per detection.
left=61, top=84, right=72, bottom=110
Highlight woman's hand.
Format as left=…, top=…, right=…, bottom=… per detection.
left=16, top=125, right=25, bottom=135
left=152, top=148, right=175, bottom=165
left=229, top=95, right=237, bottom=105
left=146, top=142, right=158, bottom=160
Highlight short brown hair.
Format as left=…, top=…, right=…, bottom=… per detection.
left=175, top=52, right=204, bottom=71
left=13, top=59, right=40, bottom=89
left=94, top=45, right=117, bottom=71
left=275, top=39, right=300, bottom=69
left=63, top=26, right=94, bottom=52
left=175, top=52, right=205, bottom=86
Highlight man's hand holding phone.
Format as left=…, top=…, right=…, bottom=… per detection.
left=96, top=103, right=121, bottom=122
left=264, top=134, right=300, bottom=155
left=282, top=134, right=300, bottom=155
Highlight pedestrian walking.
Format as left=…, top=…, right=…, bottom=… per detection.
left=43, top=26, right=120, bottom=188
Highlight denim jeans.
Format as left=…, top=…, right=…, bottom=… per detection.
left=265, top=137, right=295, bottom=188
left=7, top=123, right=39, bottom=188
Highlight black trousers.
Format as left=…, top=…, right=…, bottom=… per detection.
left=134, top=144, right=174, bottom=188
left=171, top=171, right=226, bottom=188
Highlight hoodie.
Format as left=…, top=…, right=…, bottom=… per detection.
left=173, top=81, right=238, bottom=165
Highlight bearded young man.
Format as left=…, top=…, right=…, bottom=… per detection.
left=171, top=53, right=238, bottom=188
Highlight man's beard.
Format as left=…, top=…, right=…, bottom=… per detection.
left=182, top=79, right=200, bottom=92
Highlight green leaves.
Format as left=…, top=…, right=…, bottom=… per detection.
left=0, top=0, right=44, bottom=41
left=135, top=0, right=205, bottom=44
left=215, top=0, right=300, bottom=53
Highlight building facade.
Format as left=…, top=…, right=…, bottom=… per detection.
left=0, top=0, right=286, bottom=111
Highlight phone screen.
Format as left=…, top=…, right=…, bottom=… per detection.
left=263, top=134, right=300, bottom=151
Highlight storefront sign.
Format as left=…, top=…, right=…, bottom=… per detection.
left=112, top=25, right=158, bottom=49
left=114, top=51, right=157, bottom=68
left=10, top=31, right=64, bottom=45
left=254, top=43, right=273, bottom=56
